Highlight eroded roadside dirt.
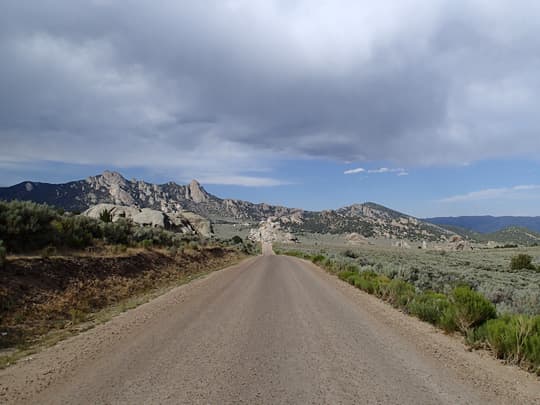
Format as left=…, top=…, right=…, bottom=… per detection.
left=0, top=247, right=243, bottom=349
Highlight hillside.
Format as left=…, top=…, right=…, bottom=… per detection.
left=425, top=215, right=540, bottom=233
left=286, top=203, right=453, bottom=241
left=484, top=226, right=540, bottom=245
left=0, top=171, right=300, bottom=222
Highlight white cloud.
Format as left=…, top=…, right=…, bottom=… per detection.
left=344, top=167, right=365, bottom=174
left=368, top=167, right=404, bottom=173
left=439, top=185, right=540, bottom=203
left=345, top=166, right=408, bottom=176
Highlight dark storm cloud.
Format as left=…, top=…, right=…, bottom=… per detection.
left=1, top=1, right=539, bottom=184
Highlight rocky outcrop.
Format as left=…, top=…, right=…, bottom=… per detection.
left=178, top=210, right=213, bottom=237
left=393, top=240, right=411, bottom=249
left=186, top=180, right=209, bottom=203
left=248, top=218, right=298, bottom=244
left=345, top=233, right=370, bottom=245
left=83, top=204, right=202, bottom=235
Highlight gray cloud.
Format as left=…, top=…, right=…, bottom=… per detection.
left=1, top=1, right=539, bottom=184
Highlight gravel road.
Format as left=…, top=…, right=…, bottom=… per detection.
left=1, top=246, right=539, bottom=404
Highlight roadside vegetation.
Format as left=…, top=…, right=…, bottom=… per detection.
left=0, top=200, right=259, bottom=365
left=0, top=200, right=259, bottom=256
left=278, top=237, right=540, bottom=315
left=276, top=247, right=540, bottom=374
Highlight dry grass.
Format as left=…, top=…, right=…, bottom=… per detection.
left=0, top=247, right=246, bottom=367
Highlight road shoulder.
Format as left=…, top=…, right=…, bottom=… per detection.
left=293, top=256, right=540, bottom=404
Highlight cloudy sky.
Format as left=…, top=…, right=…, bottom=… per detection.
left=1, top=0, right=539, bottom=216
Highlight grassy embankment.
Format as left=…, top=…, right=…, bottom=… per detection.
left=276, top=246, right=540, bottom=375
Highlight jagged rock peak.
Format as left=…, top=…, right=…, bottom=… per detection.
left=187, top=179, right=209, bottom=203
left=86, top=170, right=127, bottom=187
left=100, top=170, right=127, bottom=185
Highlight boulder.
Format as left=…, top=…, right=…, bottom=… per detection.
left=82, top=204, right=199, bottom=234
left=177, top=211, right=213, bottom=237
left=393, top=240, right=411, bottom=249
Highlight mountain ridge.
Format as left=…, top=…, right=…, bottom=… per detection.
left=5, top=170, right=536, bottom=244
left=425, top=215, right=540, bottom=234
left=0, top=171, right=302, bottom=221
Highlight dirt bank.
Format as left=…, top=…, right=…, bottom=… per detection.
left=0, top=247, right=245, bottom=350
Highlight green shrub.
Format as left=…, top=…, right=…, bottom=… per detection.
left=311, top=254, right=326, bottom=265
left=483, top=316, right=526, bottom=361
left=346, top=274, right=360, bottom=286
left=338, top=270, right=356, bottom=281
left=474, top=315, right=540, bottom=371
left=102, top=219, right=132, bottom=245
left=511, top=254, right=536, bottom=270
left=408, top=291, right=451, bottom=326
left=373, top=275, right=391, bottom=298
left=342, top=249, right=359, bottom=259
left=524, top=330, right=540, bottom=373
left=231, top=235, right=243, bottom=245
left=351, top=271, right=380, bottom=294
left=0, top=200, right=58, bottom=251
left=355, top=277, right=376, bottom=294
left=386, top=279, right=416, bottom=309
left=99, top=208, right=113, bottom=223
left=448, top=286, right=497, bottom=333
left=141, top=239, right=153, bottom=250
left=344, top=263, right=359, bottom=273
left=360, top=270, right=379, bottom=280
left=439, top=307, right=458, bottom=332
left=53, top=216, right=102, bottom=248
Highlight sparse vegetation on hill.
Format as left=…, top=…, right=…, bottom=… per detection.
left=286, top=203, right=453, bottom=241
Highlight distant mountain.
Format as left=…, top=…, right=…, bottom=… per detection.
left=0, top=170, right=300, bottom=222
left=483, top=227, right=540, bottom=245
left=0, top=170, right=453, bottom=241
left=438, top=224, right=540, bottom=245
left=287, top=202, right=453, bottom=241
left=425, top=216, right=540, bottom=234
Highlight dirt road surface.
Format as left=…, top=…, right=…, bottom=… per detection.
left=1, top=245, right=539, bottom=404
